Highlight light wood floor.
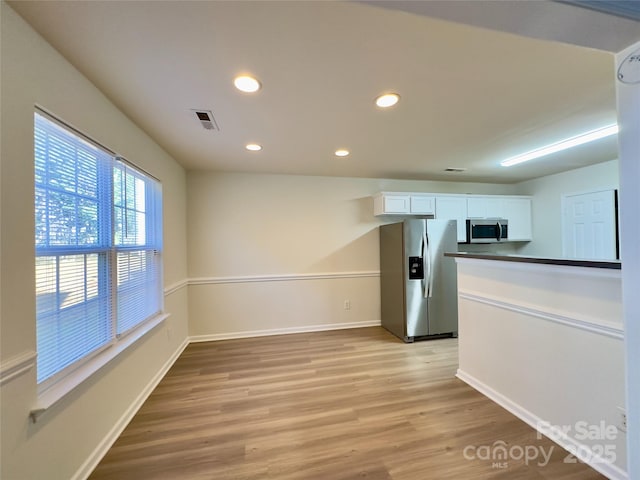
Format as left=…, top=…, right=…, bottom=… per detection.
left=89, top=327, right=604, bottom=479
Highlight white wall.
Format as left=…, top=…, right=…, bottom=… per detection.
left=186, top=171, right=517, bottom=338
left=515, top=159, right=619, bottom=258
left=616, top=40, right=640, bottom=480
left=0, top=3, right=189, bottom=479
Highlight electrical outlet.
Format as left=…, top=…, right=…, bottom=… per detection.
left=617, top=406, right=627, bottom=432
left=344, top=300, right=351, bottom=310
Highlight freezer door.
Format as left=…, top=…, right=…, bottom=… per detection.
left=404, top=219, right=429, bottom=338
left=425, top=219, right=459, bottom=335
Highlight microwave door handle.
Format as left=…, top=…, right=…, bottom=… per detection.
left=496, top=221, right=501, bottom=241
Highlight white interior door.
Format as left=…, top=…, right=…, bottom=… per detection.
left=562, top=189, right=618, bottom=260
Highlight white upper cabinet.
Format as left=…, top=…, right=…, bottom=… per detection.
left=374, top=192, right=532, bottom=242
left=435, top=196, right=467, bottom=242
left=373, top=193, right=410, bottom=215
left=503, top=197, right=532, bottom=241
left=466, top=196, right=505, bottom=218
left=410, top=195, right=435, bottom=215
left=374, top=193, right=435, bottom=216
left=467, top=195, right=532, bottom=240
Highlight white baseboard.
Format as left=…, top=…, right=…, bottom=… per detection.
left=456, top=369, right=628, bottom=480
left=71, top=338, right=190, bottom=480
left=189, top=320, right=381, bottom=343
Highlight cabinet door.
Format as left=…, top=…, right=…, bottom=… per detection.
left=410, top=195, right=435, bottom=214
left=467, top=197, right=488, bottom=218
left=503, top=197, right=532, bottom=240
left=467, top=196, right=505, bottom=218
left=383, top=195, right=410, bottom=214
left=485, top=197, right=505, bottom=218
left=435, top=196, right=467, bottom=242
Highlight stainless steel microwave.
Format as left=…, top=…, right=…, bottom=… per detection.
left=465, top=218, right=509, bottom=243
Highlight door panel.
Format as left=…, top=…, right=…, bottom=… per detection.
left=435, top=196, right=467, bottom=242
left=404, top=220, right=428, bottom=338
left=425, top=220, right=458, bottom=335
left=563, top=190, right=617, bottom=260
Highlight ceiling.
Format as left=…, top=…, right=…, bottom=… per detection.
left=9, top=1, right=640, bottom=183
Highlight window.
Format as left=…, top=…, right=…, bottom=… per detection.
left=35, top=110, right=162, bottom=389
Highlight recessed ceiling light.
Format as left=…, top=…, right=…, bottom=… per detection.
left=375, top=93, right=400, bottom=108
left=335, top=149, right=350, bottom=157
left=501, top=124, right=619, bottom=167
left=234, top=75, right=261, bottom=93
left=246, top=143, right=262, bottom=151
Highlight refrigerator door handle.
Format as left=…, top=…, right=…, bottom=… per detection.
left=422, top=231, right=428, bottom=298
left=426, top=233, right=434, bottom=298
left=422, top=231, right=433, bottom=298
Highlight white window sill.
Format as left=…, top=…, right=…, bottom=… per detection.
left=30, top=313, right=169, bottom=422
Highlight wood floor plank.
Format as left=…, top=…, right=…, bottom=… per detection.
left=89, top=327, right=605, bottom=479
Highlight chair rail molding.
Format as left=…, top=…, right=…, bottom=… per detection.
left=189, top=271, right=380, bottom=285
left=164, top=278, right=189, bottom=296
left=459, top=290, right=624, bottom=340
left=0, top=350, right=37, bottom=386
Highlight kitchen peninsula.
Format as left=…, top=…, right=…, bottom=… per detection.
left=446, top=252, right=626, bottom=479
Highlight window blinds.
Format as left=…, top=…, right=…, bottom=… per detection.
left=35, top=111, right=162, bottom=386
left=113, top=160, right=162, bottom=335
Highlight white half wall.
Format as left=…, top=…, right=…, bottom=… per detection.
left=186, top=171, right=518, bottom=337
left=455, top=258, right=626, bottom=478
left=0, top=4, right=189, bottom=479
left=515, top=160, right=619, bottom=258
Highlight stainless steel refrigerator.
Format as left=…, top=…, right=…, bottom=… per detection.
left=379, top=219, right=458, bottom=342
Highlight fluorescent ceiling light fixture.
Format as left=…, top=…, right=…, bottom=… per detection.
left=245, top=143, right=262, bottom=151
left=501, top=124, right=619, bottom=167
left=335, top=149, right=350, bottom=157
left=234, top=75, right=261, bottom=93
left=375, top=93, right=400, bottom=108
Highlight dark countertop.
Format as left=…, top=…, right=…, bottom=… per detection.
left=445, top=251, right=622, bottom=270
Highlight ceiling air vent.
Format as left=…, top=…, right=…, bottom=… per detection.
left=192, top=109, right=219, bottom=131
left=444, top=167, right=467, bottom=173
